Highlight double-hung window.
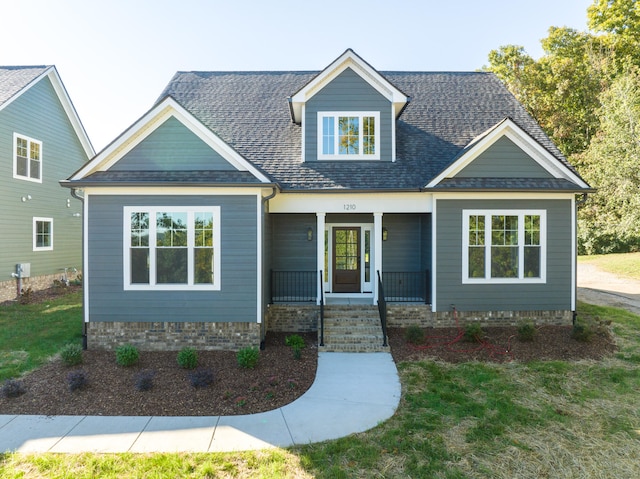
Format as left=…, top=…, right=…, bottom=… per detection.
left=33, top=217, right=53, bottom=251
left=317, top=112, right=380, bottom=160
left=462, top=210, right=546, bottom=283
left=124, top=206, right=221, bottom=290
left=14, top=133, right=42, bottom=182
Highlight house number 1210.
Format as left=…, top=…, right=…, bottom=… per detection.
left=344, top=204, right=356, bottom=211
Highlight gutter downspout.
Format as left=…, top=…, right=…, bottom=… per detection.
left=573, top=193, right=589, bottom=325
left=71, top=188, right=88, bottom=350
left=260, top=187, right=278, bottom=349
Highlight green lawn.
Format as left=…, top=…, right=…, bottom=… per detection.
left=0, top=290, right=82, bottom=381
left=2, top=291, right=640, bottom=477
left=579, top=251, right=640, bottom=281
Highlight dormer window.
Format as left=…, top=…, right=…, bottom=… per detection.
left=317, top=112, right=380, bottom=160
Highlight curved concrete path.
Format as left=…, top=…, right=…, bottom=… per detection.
left=0, top=352, right=401, bottom=453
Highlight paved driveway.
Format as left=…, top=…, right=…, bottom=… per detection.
left=577, top=263, right=640, bottom=315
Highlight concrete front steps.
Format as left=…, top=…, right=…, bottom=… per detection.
left=318, top=305, right=390, bottom=353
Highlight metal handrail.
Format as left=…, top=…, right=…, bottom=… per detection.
left=382, top=270, right=431, bottom=304
left=270, top=270, right=316, bottom=303
left=319, top=270, right=324, bottom=347
left=377, top=270, right=388, bottom=347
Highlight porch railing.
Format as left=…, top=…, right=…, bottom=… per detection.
left=376, top=270, right=388, bottom=347
left=270, top=270, right=316, bottom=303
left=382, top=270, right=430, bottom=304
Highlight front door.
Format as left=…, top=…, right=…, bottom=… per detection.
left=333, top=227, right=361, bottom=293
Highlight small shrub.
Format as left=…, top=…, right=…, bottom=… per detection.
left=517, top=321, right=536, bottom=342
left=404, top=325, right=425, bottom=345
left=572, top=322, right=594, bottom=342
left=285, top=334, right=305, bottom=360
left=463, top=323, right=484, bottom=343
left=177, top=347, right=198, bottom=369
left=60, top=343, right=83, bottom=366
left=116, top=344, right=139, bottom=367
left=237, top=346, right=259, bottom=369
left=67, top=370, right=88, bottom=392
left=134, top=370, right=156, bottom=391
left=235, top=396, right=247, bottom=407
left=188, top=368, right=214, bottom=389
left=2, top=379, right=26, bottom=398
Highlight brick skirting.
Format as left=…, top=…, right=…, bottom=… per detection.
left=87, top=321, right=261, bottom=351
left=266, top=304, right=319, bottom=332
left=386, top=304, right=573, bottom=328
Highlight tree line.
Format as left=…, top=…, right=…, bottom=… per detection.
left=486, top=0, right=640, bottom=254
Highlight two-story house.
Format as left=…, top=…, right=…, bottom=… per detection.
left=0, top=66, right=94, bottom=301
left=62, top=50, right=591, bottom=351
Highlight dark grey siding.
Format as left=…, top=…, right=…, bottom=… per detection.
left=111, top=116, right=235, bottom=171
left=457, top=136, right=551, bottom=178
left=0, top=76, right=88, bottom=278
left=270, top=214, right=316, bottom=271
left=304, top=68, right=392, bottom=161
left=435, top=199, right=572, bottom=311
left=382, top=214, right=430, bottom=273
left=87, top=194, right=258, bottom=323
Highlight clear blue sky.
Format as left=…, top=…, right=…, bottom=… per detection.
left=2, top=0, right=593, bottom=152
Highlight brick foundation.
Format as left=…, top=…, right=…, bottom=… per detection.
left=87, top=321, right=261, bottom=351
left=266, top=304, right=319, bottom=332
left=386, top=304, right=573, bottom=328
left=0, top=271, right=81, bottom=303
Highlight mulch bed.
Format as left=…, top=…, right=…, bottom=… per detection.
left=0, top=287, right=618, bottom=416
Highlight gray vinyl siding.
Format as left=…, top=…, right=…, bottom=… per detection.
left=0, top=76, right=88, bottom=279
left=435, top=199, right=572, bottom=311
left=457, top=136, right=552, bottom=178
left=304, top=68, right=393, bottom=162
left=87, top=194, right=258, bottom=323
left=382, top=214, right=430, bottom=273
left=270, top=214, right=316, bottom=271
left=111, top=116, right=235, bottom=171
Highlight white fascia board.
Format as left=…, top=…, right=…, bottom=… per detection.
left=0, top=67, right=95, bottom=159
left=269, top=192, right=432, bottom=213
left=82, top=186, right=268, bottom=196
left=431, top=191, right=576, bottom=201
left=71, top=97, right=270, bottom=183
left=290, top=50, right=408, bottom=123
left=46, top=68, right=95, bottom=158
left=426, top=119, right=589, bottom=189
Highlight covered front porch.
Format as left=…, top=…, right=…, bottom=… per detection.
left=267, top=211, right=432, bottom=306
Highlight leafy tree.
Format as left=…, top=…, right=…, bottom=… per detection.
left=576, top=68, right=640, bottom=254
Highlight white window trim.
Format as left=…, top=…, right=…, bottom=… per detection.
left=33, top=217, right=53, bottom=251
left=462, top=209, right=547, bottom=284
left=13, top=133, right=43, bottom=183
left=123, top=206, right=221, bottom=291
left=317, top=111, right=381, bottom=160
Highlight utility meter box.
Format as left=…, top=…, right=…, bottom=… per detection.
left=16, top=263, right=31, bottom=278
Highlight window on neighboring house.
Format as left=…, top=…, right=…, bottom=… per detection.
left=14, top=133, right=42, bottom=182
left=317, top=112, right=380, bottom=160
left=462, top=210, right=546, bottom=283
left=124, top=206, right=221, bottom=290
left=33, top=218, right=53, bottom=251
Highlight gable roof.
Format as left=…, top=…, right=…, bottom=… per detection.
left=157, top=67, right=587, bottom=191
left=288, top=49, right=409, bottom=123
left=0, top=66, right=94, bottom=158
left=426, top=117, right=591, bottom=190
left=68, top=96, right=272, bottom=185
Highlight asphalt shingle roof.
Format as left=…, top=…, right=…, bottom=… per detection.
left=154, top=69, right=582, bottom=191
left=0, top=66, right=49, bottom=107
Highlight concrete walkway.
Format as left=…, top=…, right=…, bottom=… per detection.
left=0, top=352, right=401, bottom=453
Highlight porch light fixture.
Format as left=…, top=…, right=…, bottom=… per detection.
left=307, top=227, right=313, bottom=241
left=382, top=227, right=388, bottom=241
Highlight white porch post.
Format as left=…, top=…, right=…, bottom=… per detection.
left=316, top=212, right=326, bottom=305
left=374, top=212, right=383, bottom=303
